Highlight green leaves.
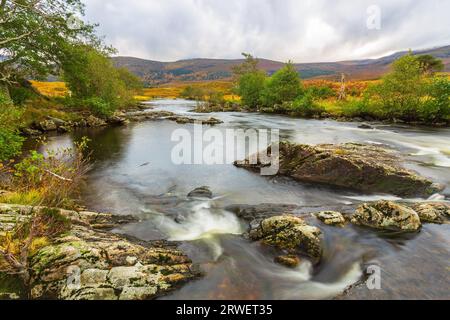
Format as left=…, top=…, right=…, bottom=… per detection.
left=0, top=0, right=103, bottom=85
left=61, top=45, right=141, bottom=115
left=261, top=63, right=302, bottom=107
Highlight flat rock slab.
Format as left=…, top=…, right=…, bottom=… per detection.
left=234, top=142, right=443, bottom=197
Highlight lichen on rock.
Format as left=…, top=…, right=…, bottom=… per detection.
left=0, top=204, right=200, bottom=300
left=351, top=201, right=422, bottom=232
left=234, top=141, right=443, bottom=197
left=315, top=211, right=346, bottom=226
left=410, top=202, right=450, bottom=224
left=248, top=215, right=323, bottom=261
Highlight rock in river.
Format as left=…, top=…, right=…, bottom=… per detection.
left=0, top=204, right=200, bottom=300
left=315, top=211, right=346, bottom=226
left=234, top=141, right=443, bottom=197
left=351, top=200, right=422, bottom=232
left=248, top=215, right=323, bottom=261
left=187, top=186, right=213, bottom=199
left=410, top=202, right=450, bottom=224
left=274, top=255, right=301, bottom=268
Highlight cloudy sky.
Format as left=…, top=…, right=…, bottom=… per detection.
left=83, top=0, right=450, bottom=63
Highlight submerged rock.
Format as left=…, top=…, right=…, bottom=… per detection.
left=234, top=141, right=442, bottom=197
left=225, top=203, right=300, bottom=222
left=274, top=255, right=301, bottom=268
left=248, top=215, right=323, bottom=261
left=0, top=204, right=199, bottom=300
left=358, top=123, right=373, bottom=129
left=351, top=201, right=422, bottom=232
left=187, top=186, right=213, bottom=199
left=166, top=116, right=223, bottom=126
left=315, top=211, right=346, bottom=226
left=410, top=202, right=450, bottom=224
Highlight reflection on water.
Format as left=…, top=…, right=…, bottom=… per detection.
left=38, top=99, right=450, bottom=299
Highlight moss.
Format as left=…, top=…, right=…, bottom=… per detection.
left=0, top=272, right=26, bottom=299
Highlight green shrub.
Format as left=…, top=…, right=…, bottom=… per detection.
left=84, top=97, right=113, bottom=117
left=0, top=95, right=24, bottom=162
left=290, top=93, right=325, bottom=117
left=9, top=86, right=36, bottom=106
left=261, top=62, right=302, bottom=107
left=340, top=98, right=375, bottom=118
left=420, top=77, right=450, bottom=123
left=368, top=54, right=424, bottom=121
left=237, top=72, right=266, bottom=109
left=62, top=45, right=138, bottom=113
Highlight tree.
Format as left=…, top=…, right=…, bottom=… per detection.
left=237, top=72, right=266, bottom=108
left=61, top=45, right=140, bottom=116
left=231, top=53, right=260, bottom=80
left=180, top=86, right=205, bottom=101
left=232, top=53, right=267, bottom=109
left=261, top=62, right=302, bottom=107
left=0, top=0, right=102, bottom=93
left=420, top=76, right=450, bottom=122
left=416, top=55, right=445, bottom=75
left=370, top=54, right=423, bottom=119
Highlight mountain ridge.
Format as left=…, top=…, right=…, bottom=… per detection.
left=113, top=45, right=450, bottom=85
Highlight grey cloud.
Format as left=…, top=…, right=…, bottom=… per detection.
left=83, top=0, right=450, bottom=62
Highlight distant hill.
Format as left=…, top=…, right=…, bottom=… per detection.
left=112, top=45, right=450, bottom=85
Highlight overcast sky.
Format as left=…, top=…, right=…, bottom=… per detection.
left=83, top=0, right=450, bottom=63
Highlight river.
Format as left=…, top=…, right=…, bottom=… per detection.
left=36, top=99, right=450, bottom=299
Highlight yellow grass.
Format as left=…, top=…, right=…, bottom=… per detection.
left=31, top=81, right=69, bottom=97
left=140, top=81, right=234, bottom=100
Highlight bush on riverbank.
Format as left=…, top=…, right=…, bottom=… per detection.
left=232, top=53, right=449, bottom=124
left=0, top=137, right=91, bottom=209
left=61, top=45, right=143, bottom=117
left=0, top=93, right=24, bottom=162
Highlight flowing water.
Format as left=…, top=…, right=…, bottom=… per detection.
left=37, top=99, right=450, bottom=299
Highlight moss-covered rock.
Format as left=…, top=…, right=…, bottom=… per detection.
left=315, top=211, right=346, bottom=226
left=234, top=142, right=443, bottom=197
left=410, top=202, right=450, bottom=224
left=0, top=204, right=199, bottom=300
left=274, top=255, right=301, bottom=268
left=351, top=201, right=422, bottom=232
left=248, top=215, right=323, bottom=261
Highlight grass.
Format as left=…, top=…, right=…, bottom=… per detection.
left=30, top=81, right=69, bottom=97
left=0, top=189, right=45, bottom=206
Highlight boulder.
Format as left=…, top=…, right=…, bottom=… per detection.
left=315, top=211, right=346, bottom=226
left=351, top=201, right=422, bottom=232
left=36, top=119, right=57, bottom=132
left=0, top=204, right=199, bottom=300
left=107, top=115, right=129, bottom=126
left=410, top=202, right=450, bottom=224
left=202, top=117, right=223, bottom=125
left=86, top=115, right=107, bottom=127
left=187, top=186, right=213, bottom=199
left=234, top=142, right=443, bottom=197
left=248, top=215, right=323, bottom=261
left=47, top=117, right=67, bottom=127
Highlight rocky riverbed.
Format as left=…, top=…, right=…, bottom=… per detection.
left=0, top=204, right=201, bottom=300
left=4, top=99, right=449, bottom=300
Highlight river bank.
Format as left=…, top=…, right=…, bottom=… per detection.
left=192, top=101, right=450, bottom=127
